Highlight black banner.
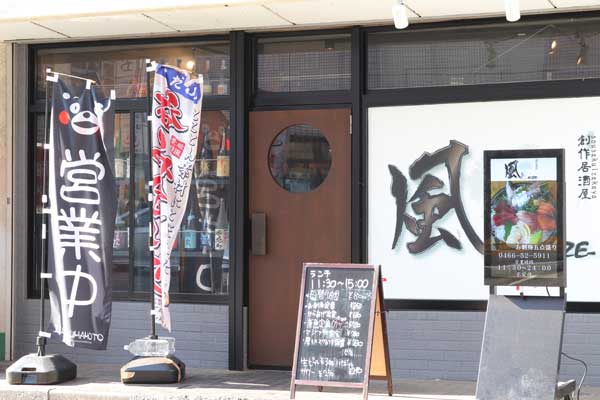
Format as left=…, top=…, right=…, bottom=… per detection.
left=46, top=78, right=116, bottom=350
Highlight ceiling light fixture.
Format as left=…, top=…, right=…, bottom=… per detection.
left=186, top=60, right=195, bottom=70
left=576, top=34, right=587, bottom=66
left=392, top=0, right=409, bottom=30
left=548, top=39, right=558, bottom=55
left=504, top=0, right=521, bottom=22
left=577, top=43, right=587, bottom=66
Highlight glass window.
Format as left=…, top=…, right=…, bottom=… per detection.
left=257, top=34, right=351, bottom=93
left=268, top=124, right=332, bottom=193
left=35, top=41, right=230, bottom=100
left=133, top=110, right=231, bottom=295
left=112, top=113, right=132, bottom=292
left=368, top=21, right=600, bottom=90
left=31, top=41, right=233, bottom=300
left=30, top=113, right=46, bottom=296
left=31, top=109, right=231, bottom=299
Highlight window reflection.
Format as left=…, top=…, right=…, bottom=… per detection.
left=269, top=124, right=332, bottom=193
left=368, top=22, right=600, bottom=90
left=132, top=111, right=231, bottom=295
left=112, top=113, right=131, bottom=292
left=257, top=34, right=351, bottom=93
left=35, top=42, right=230, bottom=100
left=31, top=114, right=46, bottom=296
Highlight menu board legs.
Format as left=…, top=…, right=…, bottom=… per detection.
left=372, top=281, right=393, bottom=397
left=289, top=263, right=393, bottom=399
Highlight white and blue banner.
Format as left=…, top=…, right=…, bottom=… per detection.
left=151, top=64, right=203, bottom=331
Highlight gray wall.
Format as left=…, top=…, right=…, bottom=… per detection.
left=13, top=301, right=228, bottom=369
left=387, top=310, right=599, bottom=385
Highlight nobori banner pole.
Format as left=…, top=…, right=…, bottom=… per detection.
left=37, top=74, right=51, bottom=357
left=45, top=68, right=95, bottom=87
left=120, top=60, right=185, bottom=385
left=145, top=59, right=157, bottom=340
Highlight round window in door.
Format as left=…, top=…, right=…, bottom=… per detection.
left=268, top=124, right=332, bottom=193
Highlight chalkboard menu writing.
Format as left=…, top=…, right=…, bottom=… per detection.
left=296, top=267, right=374, bottom=383
left=291, top=263, right=390, bottom=400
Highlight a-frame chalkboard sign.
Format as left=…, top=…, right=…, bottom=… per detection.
left=290, top=263, right=393, bottom=400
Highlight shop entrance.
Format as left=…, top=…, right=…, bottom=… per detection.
left=248, top=109, right=351, bottom=368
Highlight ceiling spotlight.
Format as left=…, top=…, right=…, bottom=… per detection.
left=186, top=60, right=195, bottom=70
left=505, top=0, right=521, bottom=22
left=324, top=39, right=336, bottom=51
left=577, top=44, right=587, bottom=66
left=548, top=39, right=557, bottom=55
left=392, top=0, right=409, bottom=30
left=576, top=35, right=587, bottom=66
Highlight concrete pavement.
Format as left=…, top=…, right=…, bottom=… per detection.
left=1, top=362, right=599, bottom=399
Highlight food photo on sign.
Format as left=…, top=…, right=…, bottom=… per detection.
left=484, top=153, right=564, bottom=287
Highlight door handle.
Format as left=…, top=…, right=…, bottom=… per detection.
left=251, top=213, right=267, bottom=256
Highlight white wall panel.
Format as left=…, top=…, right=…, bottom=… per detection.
left=369, top=98, right=600, bottom=302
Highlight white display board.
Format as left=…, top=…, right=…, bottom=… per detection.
left=368, top=98, right=600, bottom=301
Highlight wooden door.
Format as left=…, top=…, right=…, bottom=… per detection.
left=249, top=109, right=351, bottom=368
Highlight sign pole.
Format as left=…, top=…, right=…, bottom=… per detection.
left=37, top=74, right=51, bottom=358
left=145, top=60, right=157, bottom=340
left=120, top=60, right=186, bottom=384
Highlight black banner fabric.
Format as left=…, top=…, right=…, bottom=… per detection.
left=46, top=78, right=116, bottom=350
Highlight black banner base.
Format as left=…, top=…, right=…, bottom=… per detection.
left=5, top=353, right=77, bottom=385
left=120, top=355, right=186, bottom=384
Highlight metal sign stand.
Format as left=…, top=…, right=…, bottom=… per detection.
left=477, top=149, right=576, bottom=400
left=5, top=70, right=83, bottom=385
left=120, top=60, right=185, bottom=384
left=477, top=287, right=575, bottom=400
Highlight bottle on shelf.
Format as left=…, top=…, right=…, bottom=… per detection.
left=114, top=158, right=125, bottom=179
left=199, top=189, right=213, bottom=249
left=217, top=58, right=228, bottom=95
left=203, top=59, right=212, bottom=96
left=199, top=124, right=213, bottom=178
left=214, top=198, right=229, bottom=251
left=216, top=127, right=230, bottom=178
left=183, top=210, right=198, bottom=250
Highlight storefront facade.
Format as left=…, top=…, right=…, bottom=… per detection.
left=3, top=4, right=600, bottom=384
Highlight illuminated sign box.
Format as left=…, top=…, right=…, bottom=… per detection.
left=484, top=149, right=565, bottom=287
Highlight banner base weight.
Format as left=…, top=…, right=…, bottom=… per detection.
left=6, top=353, right=77, bottom=385
left=120, top=354, right=185, bottom=384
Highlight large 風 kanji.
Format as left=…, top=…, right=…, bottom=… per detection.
left=389, top=140, right=484, bottom=255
